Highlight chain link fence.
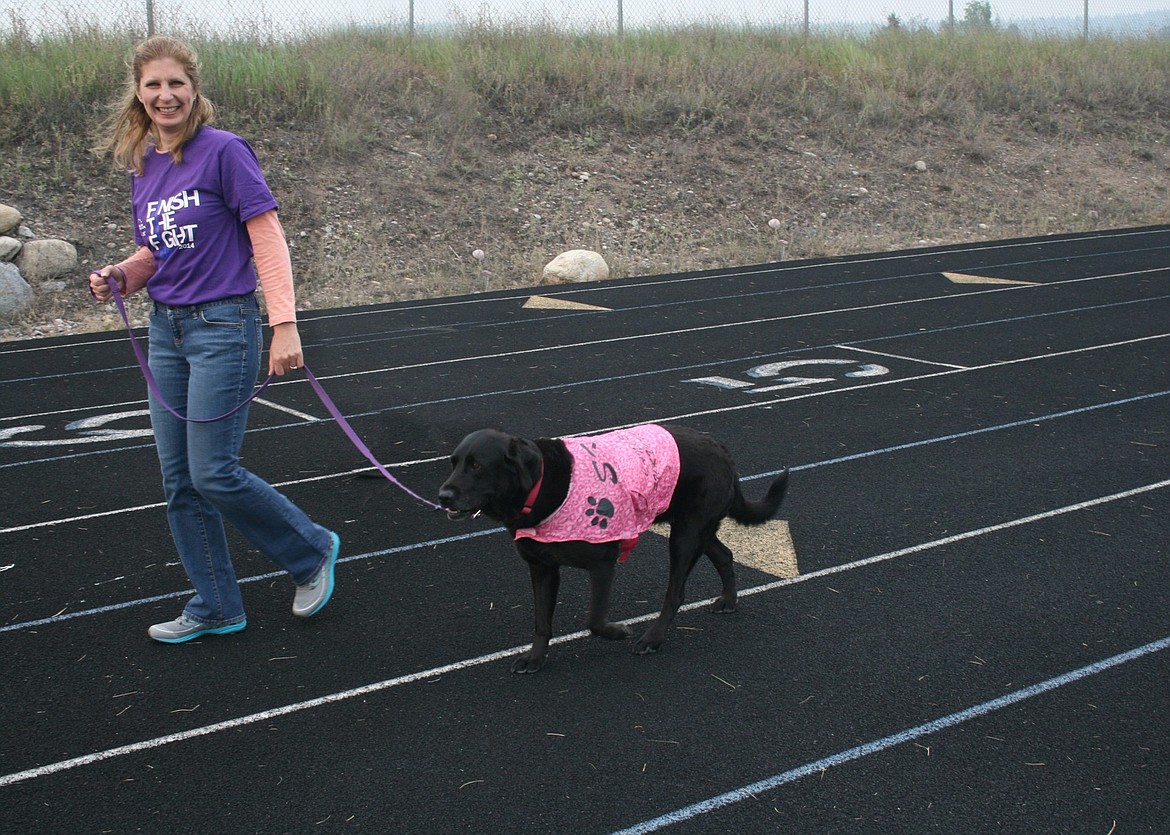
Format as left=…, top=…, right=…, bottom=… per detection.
left=5, top=0, right=1169, bottom=39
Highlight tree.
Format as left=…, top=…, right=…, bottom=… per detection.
left=962, top=0, right=994, bottom=28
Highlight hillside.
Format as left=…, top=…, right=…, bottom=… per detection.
left=2, top=96, right=1168, bottom=342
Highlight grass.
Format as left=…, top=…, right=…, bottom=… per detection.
left=3, top=24, right=1168, bottom=147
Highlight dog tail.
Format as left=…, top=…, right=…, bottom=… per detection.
left=728, top=468, right=789, bottom=526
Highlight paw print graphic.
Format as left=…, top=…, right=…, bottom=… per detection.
left=585, top=496, right=616, bottom=529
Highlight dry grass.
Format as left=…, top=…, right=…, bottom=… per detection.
left=1, top=25, right=1168, bottom=339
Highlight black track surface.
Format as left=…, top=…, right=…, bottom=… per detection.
left=3, top=226, right=1168, bottom=833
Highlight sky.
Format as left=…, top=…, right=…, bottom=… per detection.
left=5, top=0, right=1169, bottom=37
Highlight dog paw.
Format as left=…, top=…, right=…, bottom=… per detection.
left=710, top=597, right=737, bottom=614
left=632, top=639, right=661, bottom=655
left=633, top=625, right=667, bottom=654
left=592, top=622, right=632, bottom=641
left=510, top=653, right=547, bottom=674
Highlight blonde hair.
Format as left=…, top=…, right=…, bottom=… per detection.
left=94, top=35, right=216, bottom=175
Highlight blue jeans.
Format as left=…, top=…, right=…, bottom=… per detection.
left=148, top=293, right=332, bottom=626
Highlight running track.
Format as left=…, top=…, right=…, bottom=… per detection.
left=2, top=226, right=1168, bottom=832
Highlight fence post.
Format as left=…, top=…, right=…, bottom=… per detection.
left=146, top=0, right=154, bottom=36
left=618, top=0, right=623, bottom=37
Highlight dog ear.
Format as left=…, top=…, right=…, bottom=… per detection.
left=509, top=437, right=542, bottom=493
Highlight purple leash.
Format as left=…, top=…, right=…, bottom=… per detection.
left=97, top=274, right=441, bottom=510
left=99, top=276, right=275, bottom=424
left=299, top=364, right=441, bottom=510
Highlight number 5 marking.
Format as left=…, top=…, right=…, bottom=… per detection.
left=686, top=359, right=889, bottom=393
left=0, top=410, right=153, bottom=447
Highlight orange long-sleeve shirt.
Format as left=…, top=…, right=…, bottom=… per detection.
left=114, top=208, right=296, bottom=327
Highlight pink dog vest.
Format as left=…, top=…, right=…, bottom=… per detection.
left=514, top=424, right=680, bottom=561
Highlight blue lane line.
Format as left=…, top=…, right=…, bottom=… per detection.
left=611, top=634, right=1170, bottom=835
left=3, top=388, right=1168, bottom=634
left=744, top=388, right=1170, bottom=481
left=0, top=529, right=497, bottom=634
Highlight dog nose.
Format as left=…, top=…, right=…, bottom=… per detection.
left=437, top=485, right=456, bottom=505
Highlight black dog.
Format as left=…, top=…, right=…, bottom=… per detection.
left=438, top=423, right=789, bottom=673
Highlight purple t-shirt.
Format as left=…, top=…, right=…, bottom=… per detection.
left=131, top=126, right=278, bottom=306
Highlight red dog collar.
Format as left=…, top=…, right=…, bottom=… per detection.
left=516, top=461, right=544, bottom=519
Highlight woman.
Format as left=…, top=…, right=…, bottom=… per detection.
left=90, top=35, right=339, bottom=644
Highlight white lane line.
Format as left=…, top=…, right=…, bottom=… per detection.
left=6, top=388, right=1166, bottom=633
left=656, top=332, right=1169, bottom=428
left=2, top=477, right=1166, bottom=789
left=611, top=634, right=1170, bottom=834
left=252, top=397, right=320, bottom=422
left=295, top=268, right=1169, bottom=384
left=758, top=387, right=1170, bottom=479
left=742, top=478, right=1170, bottom=594
left=2, top=397, right=146, bottom=423
left=833, top=344, right=969, bottom=370
left=3, top=270, right=1164, bottom=425
left=6, top=384, right=1164, bottom=635
left=2, top=229, right=1162, bottom=355
left=266, top=229, right=1170, bottom=325
left=0, top=640, right=529, bottom=789
left=4, top=361, right=1169, bottom=538
left=5, top=292, right=1166, bottom=472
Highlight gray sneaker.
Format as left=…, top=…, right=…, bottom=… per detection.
left=148, top=614, right=247, bottom=644
left=293, top=532, right=341, bottom=618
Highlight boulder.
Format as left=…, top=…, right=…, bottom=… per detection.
left=0, top=261, right=34, bottom=319
left=0, top=203, right=21, bottom=236
left=15, top=238, right=78, bottom=282
left=542, top=249, right=609, bottom=285
left=0, top=236, right=20, bottom=261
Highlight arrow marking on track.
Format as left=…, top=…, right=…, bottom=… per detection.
left=523, top=296, right=612, bottom=311
left=943, top=272, right=1039, bottom=285
left=649, top=519, right=798, bottom=578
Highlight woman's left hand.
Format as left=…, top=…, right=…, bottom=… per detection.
left=269, top=321, right=304, bottom=376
